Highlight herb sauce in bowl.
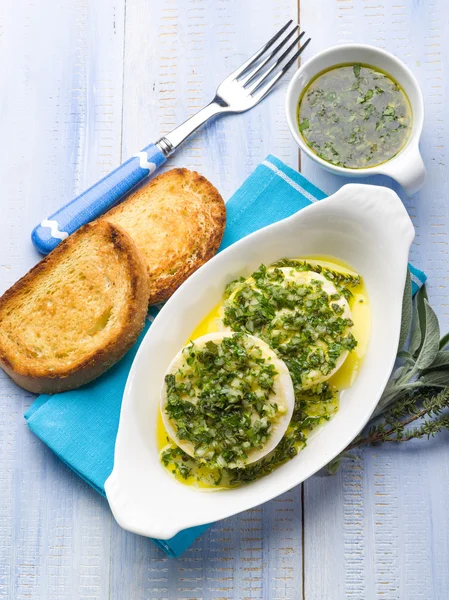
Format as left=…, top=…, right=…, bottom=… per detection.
left=297, top=63, right=412, bottom=169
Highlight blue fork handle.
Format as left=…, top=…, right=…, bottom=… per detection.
left=31, top=143, right=166, bottom=254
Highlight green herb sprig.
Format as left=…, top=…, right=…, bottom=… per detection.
left=327, top=271, right=449, bottom=474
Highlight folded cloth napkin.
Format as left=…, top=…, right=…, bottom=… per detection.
left=25, top=155, right=427, bottom=557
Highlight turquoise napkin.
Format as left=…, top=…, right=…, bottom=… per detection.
left=25, top=155, right=426, bottom=557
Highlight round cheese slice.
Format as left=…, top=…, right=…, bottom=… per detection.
left=160, top=332, right=295, bottom=468
left=220, top=268, right=353, bottom=389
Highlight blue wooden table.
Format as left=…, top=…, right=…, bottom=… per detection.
left=1, top=1, right=448, bottom=598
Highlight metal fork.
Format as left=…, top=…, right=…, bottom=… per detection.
left=32, top=21, right=311, bottom=254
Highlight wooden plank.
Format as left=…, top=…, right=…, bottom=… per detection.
left=0, top=1, right=125, bottom=598
left=109, top=489, right=302, bottom=600
left=300, top=0, right=449, bottom=598
left=108, top=1, right=301, bottom=599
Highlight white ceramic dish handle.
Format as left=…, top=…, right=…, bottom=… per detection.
left=380, top=146, right=426, bottom=196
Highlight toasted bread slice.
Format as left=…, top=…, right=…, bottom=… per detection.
left=103, top=168, right=226, bottom=305
left=0, top=220, right=149, bottom=393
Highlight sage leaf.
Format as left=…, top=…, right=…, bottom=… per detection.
left=326, top=451, right=357, bottom=475
left=373, top=381, right=425, bottom=418
left=397, top=364, right=413, bottom=384
left=398, top=269, right=412, bottom=351
left=439, top=332, right=449, bottom=350
left=409, top=304, right=422, bottom=357
left=415, top=300, right=440, bottom=370
left=421, top=351, right=449, bottom=373
left=420, top=369, right=449, bottom=387
left=326, top=456, right=342, bottom=475
left=410, top=286, right=429, bottom=358
left=383, top=365, right=408, bottom=391
left=373, top=386, right=405, bottom=418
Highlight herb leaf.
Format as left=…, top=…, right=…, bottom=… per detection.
left=398, top=269, right=412, bottom=351
left=420, top=369, right=449, bottom=387
left=421, top=350, right=449, bottom=372
left=439, top=331, right=449, bottom=350
left=326, top=451, right=357, bottom=475
left=299, top=118, right=310, bottom=132
left=415, top=300, right=440, bottom=370
left=409, top=285, right=428, bottom=357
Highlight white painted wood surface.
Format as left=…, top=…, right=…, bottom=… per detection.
left=0, top=0, right=448, bottom=598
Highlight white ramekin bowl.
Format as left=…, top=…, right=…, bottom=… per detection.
left=285, top=44, right=426, bottom=196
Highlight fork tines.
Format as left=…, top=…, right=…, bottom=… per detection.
left=232, top=20, right=311, bottom=100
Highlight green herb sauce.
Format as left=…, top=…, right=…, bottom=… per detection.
left=297, top=63, right=412, bottom=169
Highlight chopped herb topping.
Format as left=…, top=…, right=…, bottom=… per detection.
left=271, top=259, right=361, bottom=300
left=162, top=382, right=337, bottom=487
left=161, top=445, right=193, bottom=480
left=223, top=263, right=357, bottom=390
left=163, top=333, right=286, bottom=470
left=161, top=260, right=362, bottom=488
left=297, top=64, right=412, bottom=169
